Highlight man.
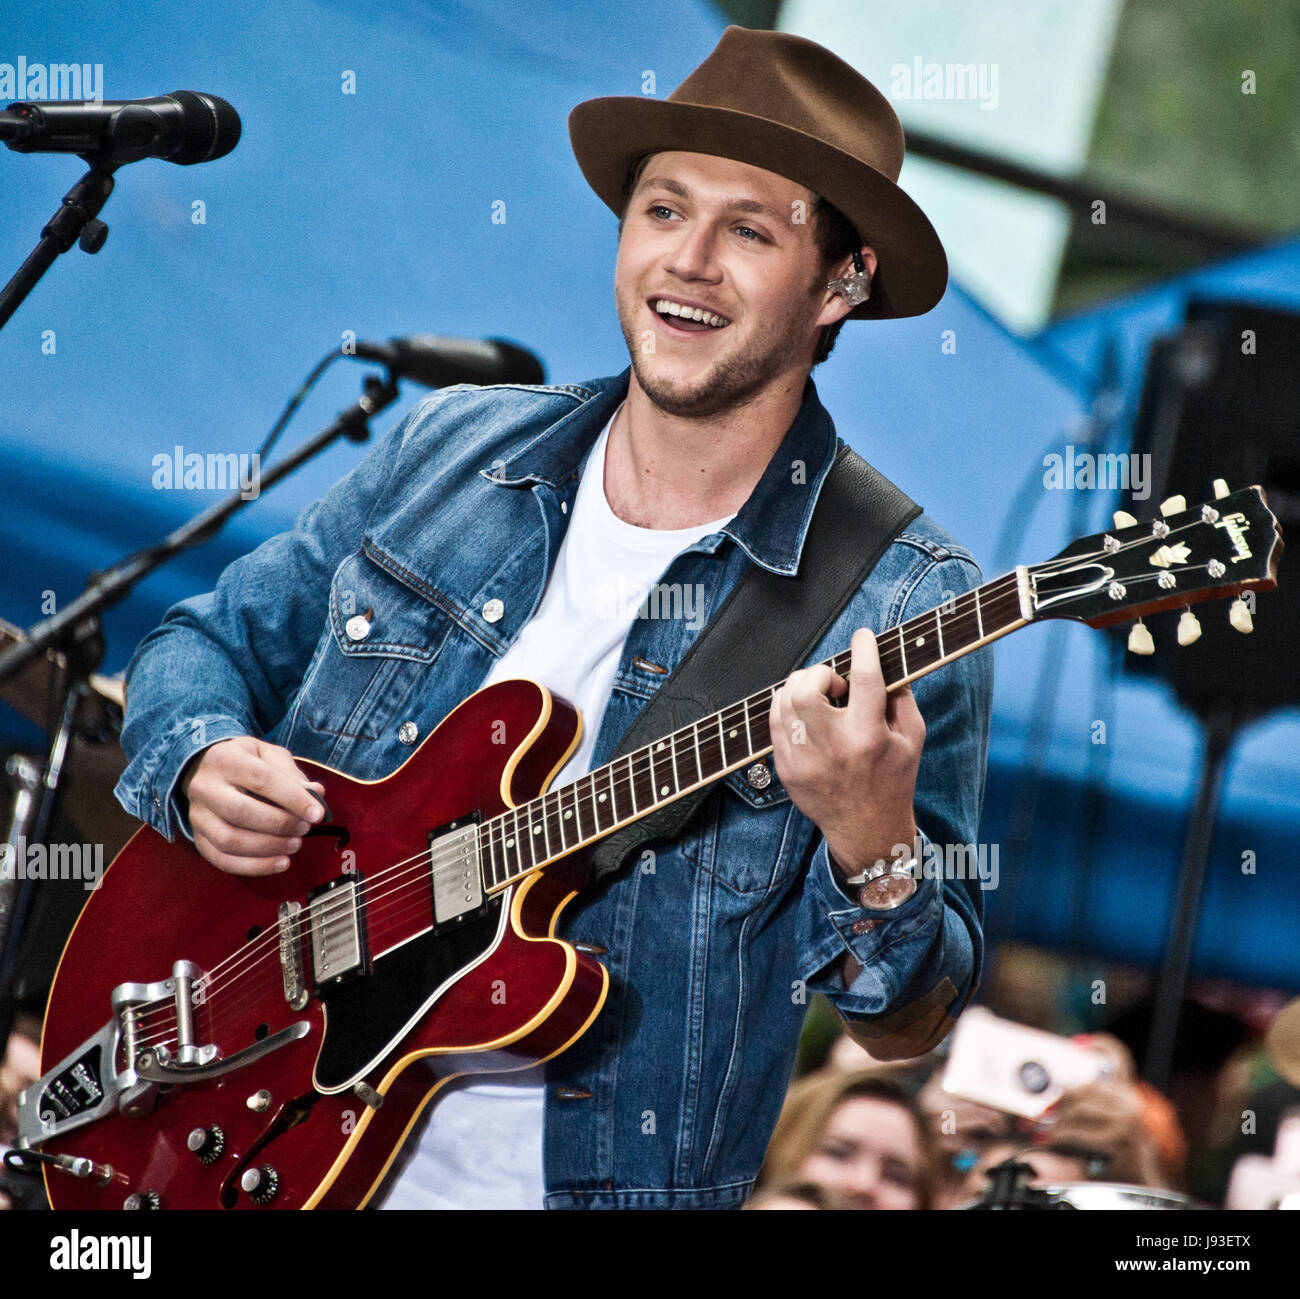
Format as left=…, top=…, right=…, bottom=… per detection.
left=115, top=26, right=993, bottom=1209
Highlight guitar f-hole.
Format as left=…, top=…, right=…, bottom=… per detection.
left=218, top=1092, right=319, bottom=1209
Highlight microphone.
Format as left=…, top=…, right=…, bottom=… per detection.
left=351, top=335, right=546, bottom=389
left=0, top=91, right=241, bottom=165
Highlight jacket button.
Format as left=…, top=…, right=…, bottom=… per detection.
left=555, top=1086, right=592, bottom=1101
left=851, top=918, right=880, bottom=935
left=746, top=762, right=771, bottom=790
left=344, top=613, right=371, bottom=641
left=482, top=598, right=504, bottom=623
left=398, top=721, right=419, bottom=745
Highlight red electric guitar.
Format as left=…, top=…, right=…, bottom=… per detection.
left=16, top=484, right=1281, bottom=1209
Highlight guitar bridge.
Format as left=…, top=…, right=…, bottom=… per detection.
left=278, top=900, right=309, bottom=1009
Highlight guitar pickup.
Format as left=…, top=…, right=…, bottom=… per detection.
left=307, top=874, right=369, bottom=990
left=428, top=815, right=486, bottom=932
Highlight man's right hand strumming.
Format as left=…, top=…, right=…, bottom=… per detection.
left=179, top=736, right=326, bottom=875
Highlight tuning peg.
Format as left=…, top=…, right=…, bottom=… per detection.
left=1229, top=598, right=1254, bottom=634
left=1113, top=510, right=1138, bottom=529
left=1213, top=478, right=1230, bottom=500
left=1127, top=620, right=1155, bottom=655
left=1177, top=609, right=1202, bottom=646
left=1159, top=495, right=1187, bottom=517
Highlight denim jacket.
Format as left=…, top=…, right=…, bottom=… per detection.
left=115, top=369, right=993, bottom=1209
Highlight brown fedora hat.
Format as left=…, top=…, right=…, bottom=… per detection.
left=569, top=25, right=947, bottom=321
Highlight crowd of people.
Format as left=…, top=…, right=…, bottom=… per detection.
left=748, top=1033, right=1178, bottom=1210
left=745, top=1010, right=1299, bottom=1210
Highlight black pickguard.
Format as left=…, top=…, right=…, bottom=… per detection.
left=314, top=896, right=503, bottom=1091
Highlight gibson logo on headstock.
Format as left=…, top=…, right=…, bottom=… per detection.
left=1213, top=512, right=1254, bottom=564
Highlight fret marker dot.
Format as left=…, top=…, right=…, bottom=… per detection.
left=660, top=785, right=669, bottom=795
left=915, top=636, right=925, bottom=647
left=506, top=838, right=514, bottom=848
left=598, top=793, right=607, bottom=802
left=729, top=729, right=738, bottom=738
left=533, top=825, right=542, bottom=835
left=656, top=741, right=666, bottom=750
left=564, top=809, right=572, bottom=818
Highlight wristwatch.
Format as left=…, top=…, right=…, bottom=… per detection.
left=840, top=855, right=919, bottom=911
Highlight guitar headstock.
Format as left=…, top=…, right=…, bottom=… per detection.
left=1026, top=483, right=1282, bottom=648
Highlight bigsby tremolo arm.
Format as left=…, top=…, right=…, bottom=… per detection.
left=17, top=957, right=309, bottom=1147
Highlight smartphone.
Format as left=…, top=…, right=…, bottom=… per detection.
left=940, top=1007, right=1112, bottom=1119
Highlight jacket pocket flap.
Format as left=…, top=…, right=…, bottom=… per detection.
left=328, top=550, right=450, bottom=662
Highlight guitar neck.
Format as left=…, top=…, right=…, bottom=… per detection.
left=476, top=569, right=1030, bottom=892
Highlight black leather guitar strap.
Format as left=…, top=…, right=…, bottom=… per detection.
left=587, top=444, right=922, bottom=884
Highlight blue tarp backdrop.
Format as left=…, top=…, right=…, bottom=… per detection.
left=1, top=1, right=1296, bottom=986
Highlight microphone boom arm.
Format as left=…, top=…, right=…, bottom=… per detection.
left=0, top=159, right=118, bottom=332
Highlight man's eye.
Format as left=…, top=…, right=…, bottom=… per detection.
left=649, top=205, right=677, bottom=220
left=735, top=226, right=766, bottom=242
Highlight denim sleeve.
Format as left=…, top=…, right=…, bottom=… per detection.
left=113, top=391, right=444, bottom=842
left=795, top=550, right=994, bottom=1059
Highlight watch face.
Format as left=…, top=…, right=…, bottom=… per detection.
left=860, top=871, right=918, bottom=911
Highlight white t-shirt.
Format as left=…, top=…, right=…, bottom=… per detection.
left=376, top=407, right=732, bottom=1209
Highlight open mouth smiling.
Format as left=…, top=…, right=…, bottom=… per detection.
left=650, top=296, right=731, bottom=331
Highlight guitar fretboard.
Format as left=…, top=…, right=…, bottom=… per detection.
left=476, top=569, right=1027, bottom=890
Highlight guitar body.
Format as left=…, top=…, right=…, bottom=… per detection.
left=36, top=679, right=608, bottom=1210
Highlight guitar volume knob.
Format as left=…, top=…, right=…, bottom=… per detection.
left=240, top=1164, right=280, bottom=1205
left=123, top=1190, right=161, bottom=1210
left=186, top=1125, right=225, bottom=1164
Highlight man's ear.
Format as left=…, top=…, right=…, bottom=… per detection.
left=817, top=245, right=878, bottom=327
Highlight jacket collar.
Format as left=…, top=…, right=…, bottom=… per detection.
left=482, top=369, right=840, bottom=576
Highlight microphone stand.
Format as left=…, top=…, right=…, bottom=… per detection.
left=0, top=371, right=400, bottom=1051
left=0, top=153, right=119, bottom=332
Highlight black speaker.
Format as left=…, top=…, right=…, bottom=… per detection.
left=1124, top=298, right=1297, bottom=718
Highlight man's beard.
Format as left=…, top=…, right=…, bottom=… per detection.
left=616, top=287, right=817, bottom=420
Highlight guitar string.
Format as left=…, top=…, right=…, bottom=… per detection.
left=131, top=576, right=1011, bottom=1032
left=142, top=509, right=1226, bottom=1018
left=126, top=573, right=1031, bottom=1042
left=151, top=888, right=477, bottom=1045
left=143, top=532, right=1232, bottom=1044
left=126, top=577, right=1021, bottom=1040
left=125, top=525, right=1213, bottom=1047
left=127, top=886, right=459, bottom=1047
left=131, top=526, right=1248, bottom=1046
left=139, top=512, right=1233, bottom=1043
left=1028, top=514, right=1212, bottom=578
left=125, top=576, right=1020, bottom=1037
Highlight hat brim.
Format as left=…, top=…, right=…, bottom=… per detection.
left=569, top=97, right=947, bottom=320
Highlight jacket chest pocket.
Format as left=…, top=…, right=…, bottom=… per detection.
left=295, top=549, right=456, bottom=742
left=695, top=760, right=803, bottom=896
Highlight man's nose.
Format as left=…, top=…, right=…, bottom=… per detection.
left=664, top=221, right=721, bottom=281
